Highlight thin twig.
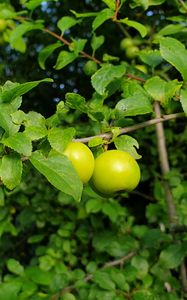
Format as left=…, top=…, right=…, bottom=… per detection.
left=103, top=251, right=136, bottom=268
left=51, top=251, right=136, bottom=300
left=74, top=112, right=185, bottom=143
left=43, top=28, right=102, bottom=64
left=131, top=190, right=155, bottom=202
left=116, top=22, right=131, bottom=37
left=181, top=263, right=187, bottom=293
left=126, top=73, right=146, bottom=82
left=113, top=0, right=121, bottom=20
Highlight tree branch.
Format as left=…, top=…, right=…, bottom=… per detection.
left=74, top=112, right=185, bottom=143
left=154, top=101, right=187, bottom=293
left=154, top=102, right=177, bottom=224
left=181, top=263, right=187, bottom=293
left=51, top=251, right=136, bottom=300
left=43, top=28, right=102, bottom=65
left=43, top=28, right=146, bottom=82
left=103, top=251, right=136, bottom=268
left=126, top=73, right=146, bottom=82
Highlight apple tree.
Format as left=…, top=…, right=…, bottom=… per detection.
left=0, top=0, right=187, bottom=299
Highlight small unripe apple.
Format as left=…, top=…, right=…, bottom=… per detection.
left=0, top=19, right=7, bottom=32
left=92, top=150, right=141, bottom=195
left=83, top=60, right=98, bottom=76
left=64, top=142, right=95, bottom=183
left=120, top=37, right=134, bottom=50
left=125, top=46, right=139, bottom=59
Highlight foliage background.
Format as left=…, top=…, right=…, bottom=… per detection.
left=0, top=0, right=187, bottom=299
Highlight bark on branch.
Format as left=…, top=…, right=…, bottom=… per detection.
left=154, top=101, right=187, bottom=293
left=51, top=251, right=136, bottom=300
left=74, top=112, right=185, bottom=143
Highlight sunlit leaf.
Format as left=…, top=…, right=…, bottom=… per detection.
left=92, top=8, right=114, bottom=31
left=91, top=64, right=126, bottom=95
left=160, top=37, right=187, bottom=82
left=30, top=151, right=83, bottom=201
left=38, top=42, right=62, bottom=70
left=120, top=18, right=147, bottom=37
left=0, top=153, right=22, bottom=190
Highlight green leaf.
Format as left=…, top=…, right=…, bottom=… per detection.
left=139, top=49, right=163, bottom=67
left=102, top=202, right=120, bottom=222
left=25, top=266, right=53, bottom=285
left=0, top=110, right=19, bottom=136
left=130, top=0, right=166, bottom=9
left=70, top=10, right=98, bottom=18
left=0, top=154, right=22, bottom=190
left=28, top=234, right=45, bottom=244
left=158, top=24, right=185, bottom=36
left=103, top=53, right=119, bottom=62
left=18, top=280, right=37, bottom=299
left=0, top=3, right=17, bottom=19
left=144, top=76, right=167, bottom=102
left=120, top=18, right=147, bottom=37
left=24, top=111, right=47, bottom=141
left=92, top=8, right=114, bottom=31
left=39, top=255, right=55, bottom=271
left=143, top=229, right=171, bottom=248
left=38, top=42, right=62, bottom=70
left=144, top=76, right=182, bottom=106
left=91, top=64, right=126, bottom=95
left=93, top=270, right=115, bottom=290
left=2, top=133, right=32, bottom=157
left=88, top=137, right=104, bottom=147
left=70, top=39, right=87, bottom=55
left=54, top=51, right=77, bottom=70
left=0, top=187, right=5, bottom=206
left=102, top=0, right=116, bottom=10
left=11, top=110, right=26, bottom=125
left=160, top=37, right=187, bottom=82
left=10, top=21, right=44, bottom=51
left=65, top=93, right=87, bottom=112
left=91, top=34, right=105, bottom=53
left=93, top=231, right=138, bottom=257
left=30, top=151, right=83, bottom=201
left=131, top=256, right=149, bottom=279
left=0, top=281, right=22, bottom=300
left=180, top=88, right=187, bottom=115
left=86, top=198, right=103, bottom=213
left=159, top=243, right=187, bottom=269
left=12, top=36, right=26, bottom=53
left=116, top=94, right=152, bottom=117
left=61, top=293, right=76, bottom=300
left=114, top=135, right=141, bottom=159
left=7, top=258, right=24, bottom=275
left=110, top=269, right=128, bottom=291
left=48, top=127, right=76, bottom=154
left=24, top=0, right=55, bottom=10
left=57, top=16, right=79, bottom=35
left=132, top=289, right=156, bottom=300
left=0, top=78, right=53, bottom=103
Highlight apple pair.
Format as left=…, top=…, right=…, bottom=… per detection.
left=64, top=142, right=140, bottom=195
